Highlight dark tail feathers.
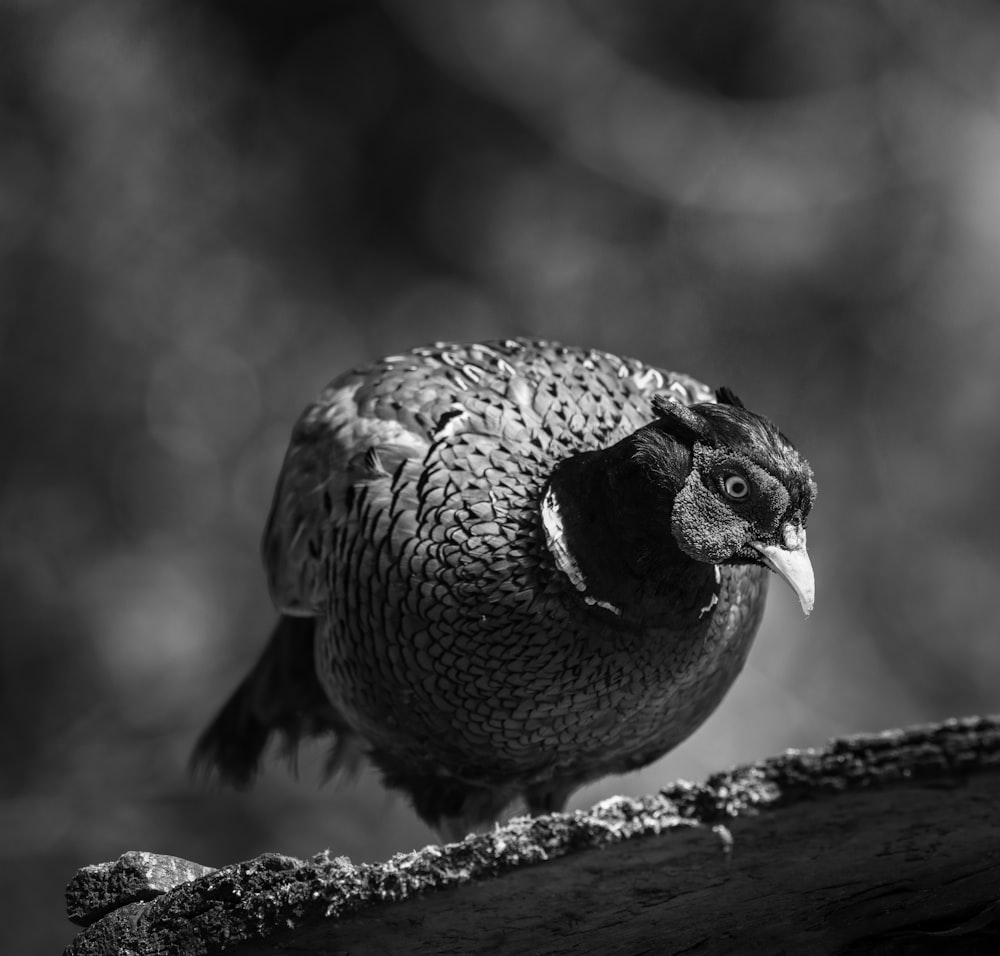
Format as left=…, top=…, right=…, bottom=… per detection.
left=190, top=615, right=360, bottom=787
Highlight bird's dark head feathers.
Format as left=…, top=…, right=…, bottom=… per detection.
left=638, top=390, right=817, bottom=613
left=647, top=391, right=815, bottom=519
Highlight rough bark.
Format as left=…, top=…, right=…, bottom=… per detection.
left=65, top=716, right=1000, bottom=955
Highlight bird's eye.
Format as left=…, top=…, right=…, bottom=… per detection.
left=721, top=473, right=750, bottom=500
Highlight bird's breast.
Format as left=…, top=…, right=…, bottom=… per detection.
left=317, top=441, right=769, bottom=780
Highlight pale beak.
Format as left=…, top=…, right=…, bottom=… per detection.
left=752, top=527, right=815, bottom=616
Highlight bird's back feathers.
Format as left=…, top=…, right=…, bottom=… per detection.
left=263, top=339, right=713, bottom=615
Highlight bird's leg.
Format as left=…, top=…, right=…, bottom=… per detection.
left=523, top=780, right=577, bottom=818
left=394, top=773, right=518, bottom=844
left=435, top=813, right=492, bottom=844
left=435, top=784, right=572, bottom=842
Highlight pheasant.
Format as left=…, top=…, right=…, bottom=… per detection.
left=193, top=338, right=816, bottom=840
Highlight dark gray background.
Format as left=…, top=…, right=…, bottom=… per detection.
left=2, top=2, right=997, bottom=952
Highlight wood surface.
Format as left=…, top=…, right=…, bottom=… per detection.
left=64, top=716, right=1000, bottom=955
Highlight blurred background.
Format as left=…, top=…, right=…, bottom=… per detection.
left=2, top=0, right=999, bottom=950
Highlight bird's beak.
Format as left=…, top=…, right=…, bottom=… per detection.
left=751, top=526, right=815, bottom=616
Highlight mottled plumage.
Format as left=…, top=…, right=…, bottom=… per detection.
left=193, top=338, right=816, bottom=838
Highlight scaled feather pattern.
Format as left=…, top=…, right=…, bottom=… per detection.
left=193, top=339, right=817, bottom=838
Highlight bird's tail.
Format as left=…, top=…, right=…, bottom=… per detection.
left=190, top=615, right=362, bottom=787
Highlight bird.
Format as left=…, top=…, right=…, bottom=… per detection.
left=192, top=338, right=816, bottom=841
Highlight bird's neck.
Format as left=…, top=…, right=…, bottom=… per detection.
left=543, top=432, right=720, bottom=625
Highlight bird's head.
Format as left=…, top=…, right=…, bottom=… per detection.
left=638, top=389, right=817, bottom=615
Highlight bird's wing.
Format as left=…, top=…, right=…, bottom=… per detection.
left=262, top=370, right=430, bottom=616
